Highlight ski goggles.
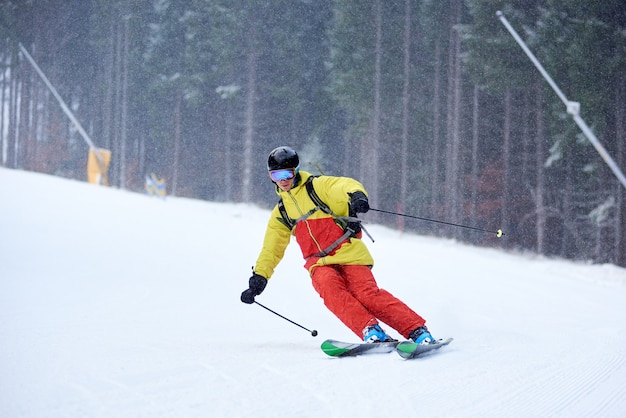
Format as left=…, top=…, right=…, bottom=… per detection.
left=269, top=167, right=298, bottom=182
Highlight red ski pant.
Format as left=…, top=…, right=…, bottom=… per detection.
left=310, top=264, right=425, bottom=339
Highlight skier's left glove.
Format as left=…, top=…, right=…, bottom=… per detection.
left=346, top=191, right=369, bottom=236
left=349, top=191, right=369, bottom=214
left=240, top=273, right=268, bottom=304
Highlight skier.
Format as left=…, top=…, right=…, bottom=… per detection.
left=241, top=146, right=435, bottom=345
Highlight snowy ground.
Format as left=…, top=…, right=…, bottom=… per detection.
left=1, top=166, right=626, bottom=418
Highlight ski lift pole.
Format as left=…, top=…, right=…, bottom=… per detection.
left=18, top=42, right=104, bottom=165
left=496, top=11, right=626, bottom=190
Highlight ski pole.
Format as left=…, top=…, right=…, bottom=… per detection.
left=369, top=207, right=504, bottom=238
left=255, top=301, right=318, bottom=337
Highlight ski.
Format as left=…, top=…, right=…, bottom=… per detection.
left=396, top=337, right=453, bottom=359
left=320, top=339, right=399, bottom=357
left=321, top=337, right=453, bottom=358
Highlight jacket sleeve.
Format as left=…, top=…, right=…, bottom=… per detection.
left=313, top=176, right=368, bottom=216
left=253, top=205, right=292, bottom=279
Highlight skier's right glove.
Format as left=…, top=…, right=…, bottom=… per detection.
left=240, top=273, right=268, bottom=304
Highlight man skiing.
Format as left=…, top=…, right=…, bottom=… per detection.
left=241, top=146, right=435, bottom=345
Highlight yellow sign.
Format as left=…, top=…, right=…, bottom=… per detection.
left=87, top=148, right=111, bottom=185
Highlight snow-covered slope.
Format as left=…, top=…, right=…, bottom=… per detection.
left=1, top=167, right=625, bottom=417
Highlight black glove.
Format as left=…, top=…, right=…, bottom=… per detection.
left=240, top=273, right=268, bottom=304
left=349, top=191, right=369, bottom=214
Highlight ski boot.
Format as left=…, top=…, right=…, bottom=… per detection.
left=363, top=324, right=395, bottom=343
left=409, top=326, right=435, bottom=345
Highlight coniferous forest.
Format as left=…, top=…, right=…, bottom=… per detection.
left=1, top=1, right=625, bottom=266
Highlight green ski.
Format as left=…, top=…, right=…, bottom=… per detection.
left=396, top=338, right=454, bottom=359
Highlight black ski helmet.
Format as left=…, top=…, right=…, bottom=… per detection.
left=267, top=146, right=299, bottom=171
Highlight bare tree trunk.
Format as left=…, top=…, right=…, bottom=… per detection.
left=502, top=88, right=511, bottom=243
left=113, top=20, right=122, bottom=187
left=8, top=49, right=19, bottom=169
left=470, top=84, right=479, bottom=227
left=31, top=54, right=45, bottom=172
left=365, top=0, right=382, bottom=210
left=399, top=0, right=411, bottom=231
left=224, top=98, right=233, bottom=201
left=521, top=89, right=531, bottom=187
left=444, top=25, right=455, bottom=214
left=373, top=0, right=382, bottom=200
left=119, top=17, right=129, bottom=189
left=535, top=79, right=546, bottom=254
left=138, top=133, right=145, bottom=182
left=17, top=53, right=31, bottom=171
left=444, top=2, right=462, bottom=233
left=616, top=75, right=625, bottom=266
left=0, top=43, right=6, bottom=166
left=561, top=144, right=574, bottom=257
left=22, top=55, right=35, bottom=171
left=242, top=38, right=257, bottom=203
left=102, top=17, right=115, bottom=150
left=171, top=88, right=182, bottom=196
left=430, top=40, right=442, bottom=222
left=27, top=6, right=44, bottom=172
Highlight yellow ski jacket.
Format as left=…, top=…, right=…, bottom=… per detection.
left=253, top=171, right=374, bottom=279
